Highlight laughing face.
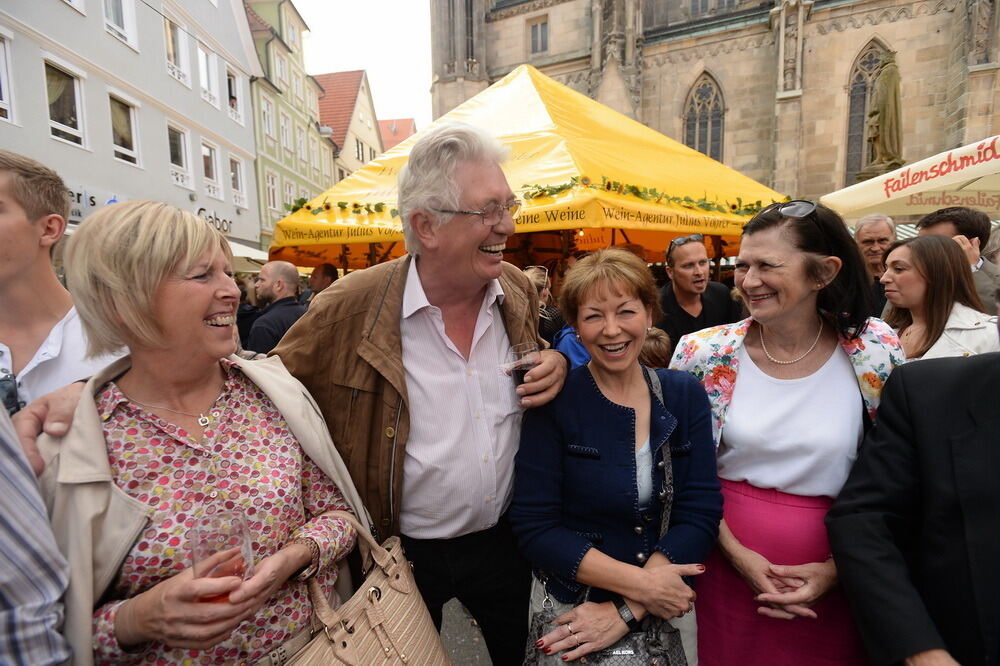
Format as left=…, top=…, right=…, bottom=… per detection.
left=151, top=243, right=240, bottom=359
left=426, top=159, right=516, bottom=288
left=576, top=280, right=653, bottom=378
left=735, top=227, right=824, bottom=328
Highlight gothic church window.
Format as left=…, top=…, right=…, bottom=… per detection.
left=683, top=74, right=724, bottom=162
left=845, top=40, right=888, bottom=184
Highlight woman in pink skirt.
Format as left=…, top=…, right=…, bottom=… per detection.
left=671, top=201, right=905, bottom=665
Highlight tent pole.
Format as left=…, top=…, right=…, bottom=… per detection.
left=711, top=235, right=724, bottom=281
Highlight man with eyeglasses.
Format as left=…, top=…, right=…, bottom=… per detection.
left=0, top=151, right=123, bottom=418
left=656, top=234, right=743, bottom=354
left=853, top=213, right=896, bottom=316
left=272, top=122, right=567, bottom=664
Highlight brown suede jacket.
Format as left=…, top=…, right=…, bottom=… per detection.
left=273, top=255, right=542, bottom=540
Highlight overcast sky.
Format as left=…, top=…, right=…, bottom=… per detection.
left=297, top=0, right=434, bottom=130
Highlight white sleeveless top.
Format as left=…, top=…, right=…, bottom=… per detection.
left=717, top=345, right=863, bottom=497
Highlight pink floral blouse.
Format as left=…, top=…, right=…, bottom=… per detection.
left=670, top=317, right=905, bottom=445
left=91, top=360, right=356, bottom=664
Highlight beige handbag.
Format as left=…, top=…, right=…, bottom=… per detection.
left=280, top=510, right=452, bottom=666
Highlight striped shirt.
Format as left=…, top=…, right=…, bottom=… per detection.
left=399, top=259, right=524, bottom=539
left=0, top=410, right=71, bottom=665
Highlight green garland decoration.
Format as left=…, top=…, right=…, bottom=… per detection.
left=301, top=175, right=781, bottom=221
left=522, top=175, right=779, bottom=217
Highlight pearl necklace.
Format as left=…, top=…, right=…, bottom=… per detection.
left=758, top=318, right=824, bottom=365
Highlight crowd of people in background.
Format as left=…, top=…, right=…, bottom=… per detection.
left=1, top=120, right=999, bottom=666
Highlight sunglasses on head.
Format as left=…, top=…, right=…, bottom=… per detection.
left=667, top=234, right=704, bottom=262
left=1, top=372, right=23, bottom=417
left=761, top=199, right=818, bottom=219
left=524, top=265, right=548, bottom=279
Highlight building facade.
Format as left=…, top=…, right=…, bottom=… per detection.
left=245, top=0, right=335, bottom=247
left=0, top=0, right=263, bottom=242
left=430, top=0, right=1000, bottom=210
left=314, top=70, right=385, bottom=183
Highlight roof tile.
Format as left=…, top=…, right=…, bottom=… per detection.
left=314, top=70, right=365, bottom=150
left=378, top=118, right=417, bottom=151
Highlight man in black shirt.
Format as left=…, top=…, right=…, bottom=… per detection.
left=246, top=261, right=306, bottom=353
left=656, top=234, right=743, bottom=353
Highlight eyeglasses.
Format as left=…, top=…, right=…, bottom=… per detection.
left=524, top=265, right=548, bottom=280
left=772, top=200, right=818, bottom=219
left=667, top=234, right=704, bottom=262
left=759, top=199, right=833, bottom=253
left=1, top=372, right=23, bottom=416
left=432, top=199, right=522, bottom=226
left=669, top=233, right=704, bottom=249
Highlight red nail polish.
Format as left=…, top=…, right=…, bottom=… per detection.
left=697, top=565, right=706, bottom=572
left=544, top=647, right=552, bottom=655
left=562, top=656, right=570, bottom=662
left=535, top=640, right=544, bottom=648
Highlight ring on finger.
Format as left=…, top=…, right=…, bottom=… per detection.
left=567, top=623, right=574, bottom=635
left=575, top=634, right=581, bottom=647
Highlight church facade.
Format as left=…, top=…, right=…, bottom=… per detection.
left=430, top=0, right=1000, bottom=211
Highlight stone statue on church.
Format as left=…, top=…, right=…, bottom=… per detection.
left=865, top=51, right=904, bottom=171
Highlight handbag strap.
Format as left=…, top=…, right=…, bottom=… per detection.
left=643, top=366, right=673, bottom=540
left=302, top=510, right=398, bottom=626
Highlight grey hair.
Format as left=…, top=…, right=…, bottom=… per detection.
left=397, top=122, right=510, bottom=254
left=855, top=213, right=896, bottom=236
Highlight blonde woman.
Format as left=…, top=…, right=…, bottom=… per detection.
left=37, top=201, right=369, bottom=665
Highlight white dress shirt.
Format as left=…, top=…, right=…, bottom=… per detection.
left=0, top=307, right=125, bottom=408
left=399, top=259, right=524, bottom=539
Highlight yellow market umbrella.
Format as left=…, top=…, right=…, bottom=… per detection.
left=271, top=64, right=785, bottom=269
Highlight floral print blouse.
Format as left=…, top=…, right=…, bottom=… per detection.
left=670, top=317, right=905, bottom=446
left=91, top=360, right=356, bottom=664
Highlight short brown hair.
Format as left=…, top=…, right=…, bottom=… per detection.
left=559, top=248, right=661, bottom=326
left=0, top=150, right=70, bottom=221
left=917, top=207, right=992, bottom=250
left=639, top=327, right=672, bottom=368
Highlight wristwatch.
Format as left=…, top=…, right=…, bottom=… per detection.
left=612, top=595, right=641, bottom=632
left=291, top=537, right=320, bottom=582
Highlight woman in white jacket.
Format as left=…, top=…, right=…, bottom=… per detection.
left=881, top=234, right=1000, bottom=360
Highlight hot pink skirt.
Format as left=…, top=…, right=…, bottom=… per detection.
left=696, top=479, right=868, bottom=666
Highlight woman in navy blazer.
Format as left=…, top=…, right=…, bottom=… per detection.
left=511, top=249, right=722, bottom=663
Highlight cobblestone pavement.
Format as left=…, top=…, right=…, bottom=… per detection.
left=441, top=598, right=492, bottom=664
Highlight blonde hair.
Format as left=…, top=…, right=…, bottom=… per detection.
left=559, top=248, right=661, bottom=326
left=639, top=327, right=672, bottom=368
left=0, top=149, right=70, bottom=222
left=65, top=200, right=232, bottom=356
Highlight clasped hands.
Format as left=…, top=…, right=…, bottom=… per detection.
left=731, top=545, right=837, bottom=620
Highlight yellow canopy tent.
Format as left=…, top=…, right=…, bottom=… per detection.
left=271, top=64, right=785, bottom=270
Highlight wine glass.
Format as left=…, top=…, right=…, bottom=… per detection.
left=190, top=510, right=254, bottom=603
left=508, top=342, right=541, bottom=386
